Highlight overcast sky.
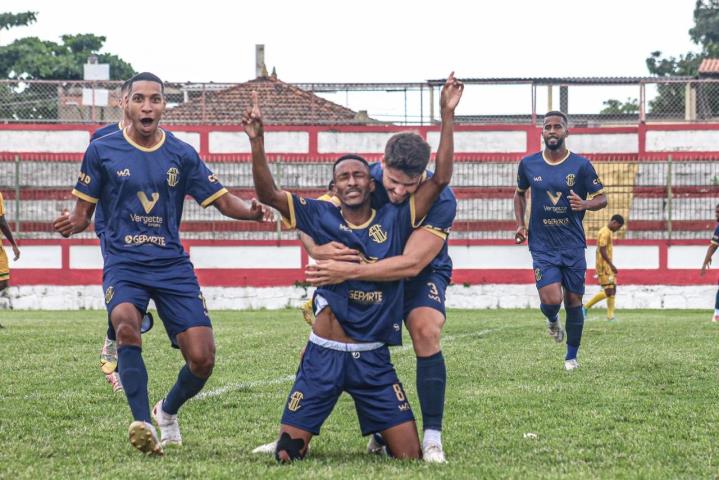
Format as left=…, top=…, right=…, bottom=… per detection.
left=0, top=0, right=701, bottom=119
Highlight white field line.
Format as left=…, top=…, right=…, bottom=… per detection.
left=193, top=327, right=501, bottom=401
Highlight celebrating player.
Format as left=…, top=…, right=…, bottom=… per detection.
left=53, top=72, right=268, bottom=456
left=244, top=72, right=462, bottom=463
left=514, top=111, right=607, bottom=370
left=584, top=214, right=624, bottom=321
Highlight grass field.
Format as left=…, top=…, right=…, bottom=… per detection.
left=0, top=308, right=717, bottom=479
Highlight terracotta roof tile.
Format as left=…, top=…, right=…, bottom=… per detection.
left=699, top=58, right=719, bottom=74
left=165, top=76, right=371, bottom=124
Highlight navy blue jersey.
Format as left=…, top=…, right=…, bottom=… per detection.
left=712, top=224, right=719, bottom=245
left=91, top=122, right=123, bottom=142
left=72, top=129, right=227, bottom=268
left=284, top=193, right=418, bottom=345
left=369, top=163, right=455, bottom=281
left=517, top=151, right=604, bottom=251
left=90, top=122, right=124, bottom=236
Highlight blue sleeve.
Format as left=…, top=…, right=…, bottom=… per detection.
left=583, top=160, right=604, bottom=197
left=71, top=143, right=103, bottom=204
left=419, top=188, right=456, bottom=240
left=516, top=159, right=530, bottom=192
left=281, top=192, right=333, bottom=238
left=184, top=148, right=228, bottom=208
left=712, top=225, right=719, bottom=245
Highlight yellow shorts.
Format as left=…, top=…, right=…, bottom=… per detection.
left=597, top=269, right=615, bottom=287
left=0, top=247, right=9, bottom=281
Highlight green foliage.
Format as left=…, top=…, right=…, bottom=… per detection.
left=0, top=12, right=135, bottom=120
left=0, top=11, right=37, bottom=31
left=0, top=308, right=717, bottom=478
left=600, top=98, right=640, bottom=115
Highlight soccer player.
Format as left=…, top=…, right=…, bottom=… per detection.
left=514, top=111, right=607, bottom=371
left=90, top=78, right=154, bottom=393
left=244, top=73, right=462, bottom=463
left=0, top=190, right=20, bottom=327
left=298, top=136, right=457, bottom=462
left=53, top=72, right=268, bottom=456
left=584, top=214, right=625, bottom=321
left=700, top=203, right=719, bottom=322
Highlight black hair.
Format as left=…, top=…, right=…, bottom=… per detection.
left=327, top=179, right=335, bottom=190
left=383, top=132, right=431, bottom=177
left=611, top=214, right=625, bottom=225
left=120, top=78, right=132, bottom=94
left=332, top=154, right=370, bottom=175
left=127, top=72, right=164, bottom=94
left=544, top=110, right=568, bottom=125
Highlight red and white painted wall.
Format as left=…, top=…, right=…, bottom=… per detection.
left=1, top=123, right=718, bottom=310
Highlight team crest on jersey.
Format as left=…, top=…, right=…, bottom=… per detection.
left=288, top=391, right=303, bottom=412
left=534, top=268, right=542, bottom=282
left=368, top=224, right=388, bottom=243
left=105, top=286, right=114, bottom=304
left=167, top=168, right=179, bottom=187
left=137, top=192, right=160, bottom=214
left=546, top=190, right=563, bottom=206
left=565, top=174, right=576, bottom=187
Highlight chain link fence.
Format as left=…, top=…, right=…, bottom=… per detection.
left=2, top=156, right=717, bottom=241
left=1, top=78, right=719, bottom=125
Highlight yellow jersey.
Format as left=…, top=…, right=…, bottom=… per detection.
left=595, top=226, right=613, bottom=271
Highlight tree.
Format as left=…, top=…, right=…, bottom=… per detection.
left=645, top=0, right=719, bottom=117
left=0, top=12, right=135, bottom=120
left=600, top=98, right=640, bottom=116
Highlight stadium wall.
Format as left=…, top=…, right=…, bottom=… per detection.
left=1, top=239, right=716, bottom=310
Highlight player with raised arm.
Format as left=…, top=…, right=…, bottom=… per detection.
left=244, top=73, right=462, bottom=463
left=700, top=203, right=719, bottom=322
left=514, top=111, right=607, bottom=370
left=53, top=72, right=268, bottom=455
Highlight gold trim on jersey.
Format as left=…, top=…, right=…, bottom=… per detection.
left=281, top=191, right=297, bottom=229
left=410, top=195, right=427, bottom=228
left=422, top=225, right=448, bottom=240
left=516, top=187, right=527, bottom=193
left=343, top=209, right=376, bottom=229
left=542, top=149, right=571, bottom=166
left=0, top=191, right=4, bottom=216
left=200, top=188, right=228, bottom=208
left=711, top=240, right=718, bottom=246
left=123, top=127, right=166, bottom=152
left=71, top=189, right=98, bottom=204
left=587, top=189, right=605, bottom=199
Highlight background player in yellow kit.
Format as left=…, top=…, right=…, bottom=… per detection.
left=584, top=214, right=624, bottom=321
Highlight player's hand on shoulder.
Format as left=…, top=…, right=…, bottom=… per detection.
left=568, top=190, right=586, bottom=211
left=440, top=71, right=464, bottom=113
left=241, top=91, right=264, bottom=139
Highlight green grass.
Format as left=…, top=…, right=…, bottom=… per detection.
left=0, top=309, right=717, bottom=479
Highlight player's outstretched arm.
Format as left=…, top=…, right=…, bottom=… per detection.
left=212, top=194, right=272, bottom=222
left=53, top=200, right=95, bottom=238
left=305, top=228, right=443, bottom=285
left=242, top=91, right=292, bottom=220
left=413, top=72, right=463, bottom=221
left=701, top=243, right=718, bottom=276
left=0, top=215, right=20, bottom=260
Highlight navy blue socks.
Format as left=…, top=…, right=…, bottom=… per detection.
left=117, top=345, right=150, bottom=422
left=540, top=303, right=561, bottom=323
left=163, top=364, right=208, bottom=415
left=416, top=351, right=446, bottom=432
left=565, top=305, right=584, bottom=360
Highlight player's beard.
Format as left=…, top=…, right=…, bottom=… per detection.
left=545, top=137, right=564, bottom=151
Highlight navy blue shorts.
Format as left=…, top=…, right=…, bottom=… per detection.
left=102, top=259, right=211, bottom=348
left=531, top=248, right=587, bottom=295
left=404, top=271, right=448, bottom=320
left=280, top=336, right=415, bottom=436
